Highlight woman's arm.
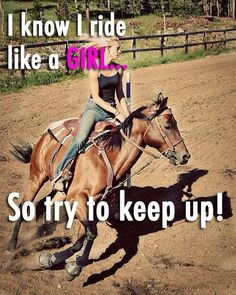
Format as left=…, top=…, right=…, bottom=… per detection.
left=88, top=69, right=125, bottom=122
left=116, top=68, right=130, bottom=117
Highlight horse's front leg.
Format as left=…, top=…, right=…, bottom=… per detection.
left=37, top=194, right=87, bottom=268
left=65, top=221, right=97, bottom=280
left=38, top=234, right=86, bottom=269
left=38, top=192, right=97, bottom=280
left=38, top=220, right=97, bottom=276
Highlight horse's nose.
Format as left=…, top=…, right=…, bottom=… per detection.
left=185, top=151, right=191, bottom=159
left=181, top=152, right=190, bottom=164
left=179, top=151, right=190, bottom=165
left=183, top=155, right=189, bottom=163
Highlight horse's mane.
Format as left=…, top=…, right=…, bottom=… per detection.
left=96, top=95, right=168, bottom=151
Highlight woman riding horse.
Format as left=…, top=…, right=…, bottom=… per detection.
left=8, top=94, right=190, bottom=280
left=52, top=36, right=130, bottom=191
left=8, top=37, right=190, bottom=281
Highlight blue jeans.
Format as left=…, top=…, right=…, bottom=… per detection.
left=54, top=98, right=114, bottom=177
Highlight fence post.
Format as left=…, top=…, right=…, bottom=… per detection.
left=185, top=34, right=188, bottom=54
left=132, top=37, right=136, bottom=60
left=21, top=69, right=26, bottom=78
left=203, top=32, right=207, bottom=51
left=19, top=46, right=26, bottom=78
left=126, top=71, right=131, bottom=188
left=160, top=35, right=164, bottom=58
left=65, top=41, right=70, bottom=75
left=223, top=30, right=227, bottom=47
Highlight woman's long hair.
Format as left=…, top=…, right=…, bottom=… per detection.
left=80, top=35, right=120, bottom=50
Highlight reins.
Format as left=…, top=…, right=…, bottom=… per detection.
left=101, top=153, right=162, bottom=200
left=119, top=129, right=159, bottom=159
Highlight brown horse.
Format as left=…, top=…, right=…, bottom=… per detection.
left=8, top=94, right=190, bottom=280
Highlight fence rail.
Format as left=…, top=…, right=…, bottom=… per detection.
left=0, top=28, right=236, bottom=73
left=120, top=27, right=236, bottom=59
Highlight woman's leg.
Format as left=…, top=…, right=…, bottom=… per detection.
left=54, top=109, right=98, bottom=178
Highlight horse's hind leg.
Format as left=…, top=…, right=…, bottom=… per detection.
left=7, top=170, right=48, bottom=251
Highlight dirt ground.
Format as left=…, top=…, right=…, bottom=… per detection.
left=0, top=52, right=235, bottom=295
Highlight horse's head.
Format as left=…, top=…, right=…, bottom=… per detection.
left=142, top=93, right=190, bottom=165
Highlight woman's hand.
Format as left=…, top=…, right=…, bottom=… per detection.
left=115, top=112, right=126, bottom=123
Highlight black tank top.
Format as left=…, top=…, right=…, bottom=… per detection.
left=98, top=72, right=119, bottom=104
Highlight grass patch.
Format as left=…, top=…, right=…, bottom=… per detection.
left=0, top=69, right=84, bottom=95
left=119, top=45, right=235, bottom=70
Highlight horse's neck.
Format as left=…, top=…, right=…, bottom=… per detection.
left=113, top=118, right=146, bottom=180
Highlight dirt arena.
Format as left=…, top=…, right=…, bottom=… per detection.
left=0, top=52, right=235, bottom=295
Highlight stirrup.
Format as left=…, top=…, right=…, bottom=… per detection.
left=51, top=170, right=72, bottom=192
left=53, top=179, right=65, bottom=192
left=61, top=169, right=73, bottom=180
left=51, top=172, right=64, bottom=192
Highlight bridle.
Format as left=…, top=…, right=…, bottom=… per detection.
left=154, top=108, right=184, bottom=158
left=120, top=108, right=185, bottom=161
left=101, top=106, right=186, bottom=200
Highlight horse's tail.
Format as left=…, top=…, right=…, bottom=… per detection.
left=10, top=142, right=34, bottom=164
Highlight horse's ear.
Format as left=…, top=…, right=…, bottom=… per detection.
left=150, top=94, right=168, bottom=112
left=160, top=96, right=168, bottom=108
left=158, top=92, right=168, bottom=104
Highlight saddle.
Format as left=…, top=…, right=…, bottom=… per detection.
left=48, top=115, right=117, bottom=143
left=46, top=116, right=118, bottom=189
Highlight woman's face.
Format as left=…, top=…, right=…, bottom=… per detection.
left=107, top=41, right=121, bottom=61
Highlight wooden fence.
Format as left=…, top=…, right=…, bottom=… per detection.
left=120, top=28, right=236, bottom=59
left=0, top=28, right=235, bottom=75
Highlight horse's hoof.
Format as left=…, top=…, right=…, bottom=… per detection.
left=7, top=240, right=16, bottom=252
left=65, top=261, right=82, bottom=281
left=38, top=251, right=53, bottom=269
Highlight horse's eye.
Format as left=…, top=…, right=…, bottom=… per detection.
left=163, top=121, right=171, bottom=129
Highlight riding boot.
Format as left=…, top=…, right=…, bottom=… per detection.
left=52, top=169, right=72, bottom=191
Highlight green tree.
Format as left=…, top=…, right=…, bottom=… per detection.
left=30, top=0, right=44, bottom=20
left=92, top=0, right=234, bottom=17
left=56, top=0, right=80, bottom=21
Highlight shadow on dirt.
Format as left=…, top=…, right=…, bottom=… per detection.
left=83, top=168, right=233, bottom=286
left=9, top=168, right=233, bottom=282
